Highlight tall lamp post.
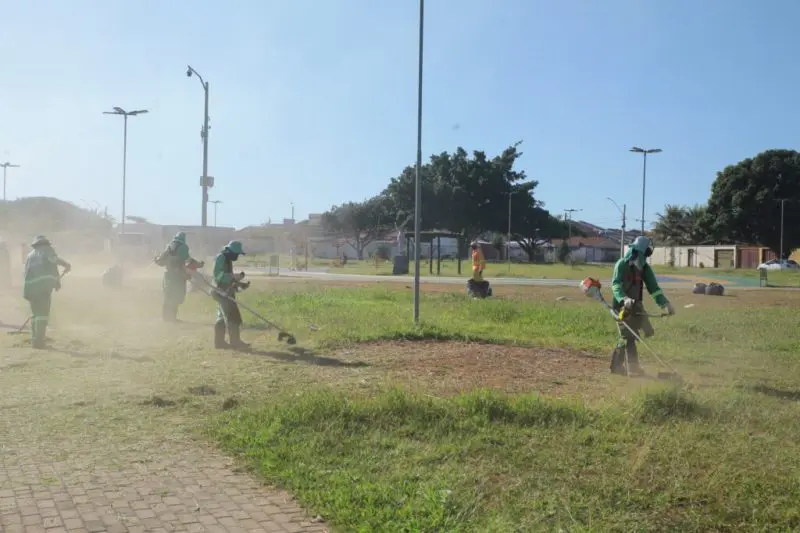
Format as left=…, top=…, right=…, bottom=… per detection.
left=0, top=161, right=20, bottom=202
left=630, top=146, right=662, bottom=233
left=507, top=190, right=516, bottom=271
left=412, top=0, right=425, bottom=324
left=209, top=200, right=222, bottom=227
left=606, top=197, right=626, bottom=258
left=187, top=65, right=211, bottom=227
left=103, top=107, right=149, bottom=235
left=777, top=197, right=788, bottom=267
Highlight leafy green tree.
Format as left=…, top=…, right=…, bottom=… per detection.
left=652, top=204, right=709, bottom=245
left=557, top=240, right=571, bottom=264
left=511, top=204, right=566, bottom=262
left=321, top=196, right=392, bottom=259
left=382, top=141, right=538, bottom=271
left=704, top=149, right=800, bottom=255
left=491, top=234, right=506, bottom=259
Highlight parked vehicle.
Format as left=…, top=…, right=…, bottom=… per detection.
left=756, top=259, right=800, bottom=271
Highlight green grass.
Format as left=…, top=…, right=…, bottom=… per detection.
left=211, top=387, right=800, bottom=532
left=220, top=285, right=614, bottom=351
left=240, top=253, right=800, bottom=286
left=201, top=283, right=800, bottom=532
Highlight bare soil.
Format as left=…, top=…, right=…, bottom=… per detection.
left=333, top=340, right=610, bottom=399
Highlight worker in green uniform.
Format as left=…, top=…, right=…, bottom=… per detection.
left=23, top=235, right=71, bottom=349
left=212, top=240, right=250, bottom=350
left=610, top=236, right=675, bottom=375
left=154, top=232, right=203, bottom=322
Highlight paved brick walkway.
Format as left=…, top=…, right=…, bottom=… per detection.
left=0, top=295, right=330, bottom=533
left=0, top=441, right=328, bottom=533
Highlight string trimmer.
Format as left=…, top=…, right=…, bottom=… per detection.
left=8, top=270, right=68, bottom=336
left=580, top=277, right=681, bottom=381
left=189, top=271, right=318, bottom=345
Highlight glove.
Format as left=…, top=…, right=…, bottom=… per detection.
left=622, top=297, right=636, bottom=310
left=238, top=281, right=251, bottom=291
left=63, top=263, right=71, bottom=275
left=197, top=261, right=205, bottom=268
left=663, top=301, right=676, bottom=316
left=55, top=280, right=61, bottom=292
left=234, top=272, right=246, bottom=282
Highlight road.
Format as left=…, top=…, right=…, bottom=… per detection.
left=242, top=268, right=706, bottom=290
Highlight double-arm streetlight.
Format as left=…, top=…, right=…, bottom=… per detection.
left=209, top=200, right=222, bottom=227
left=1, top=161, right=20, bottom=201
left=630, top=146, right=662, bottom=233
left=103, top=107, right=148, bottom=235
left=186, top=65, right=211, bottom=227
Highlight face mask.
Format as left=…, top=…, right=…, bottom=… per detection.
left=629, top=251, right=646, bottom=271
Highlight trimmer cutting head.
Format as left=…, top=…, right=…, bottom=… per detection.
left=277, top=331, right=297, bottom=345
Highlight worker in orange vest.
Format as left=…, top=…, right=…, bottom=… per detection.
left=470, top=242, right=485, bottom=281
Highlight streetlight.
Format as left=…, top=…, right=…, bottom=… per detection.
left=777, top=197, right=788, bottom=268
left=209, top=200, right=222, bottom=227
left=103, top=107, right=149, bottom=235
left=507, top=190, right=516, bottom=271
left=606, top=197, right=627, bottom=258
left=412, top=0, right=425, bottom=324
left=187, top=65, right=211, bottom=227
left=630, top=147, right=662, bottom=233
left=0, top=162, right=20, bottom=202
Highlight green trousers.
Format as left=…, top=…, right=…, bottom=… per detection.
left=28, top=291, right=52, bottom=348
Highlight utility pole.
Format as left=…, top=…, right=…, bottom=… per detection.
left=778, top=198, right=788, bottom=267
left=606, top=197, right=626, bottom=258
left=0, top=162, right=20, bottom=202
left=630, top=147, right=662, bottom=233
left=507, top=190, right=515, bottom=271
left=412, top=0, right=425, bottom=324
left=187, top=65, right=211, bottom=227
left=564, top=208, right=582, bottom=240
left=291, top=202, right=295, bottom=223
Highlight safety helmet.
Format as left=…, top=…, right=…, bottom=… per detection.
left=224, top=240, right=245, bottom=255
left=31, top=235, right=51, bottom=247
left=630, top=236, right=653, bottom=257
left=173, top=232, right=187, bottom=244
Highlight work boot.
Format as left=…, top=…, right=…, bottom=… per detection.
left=227, top=324, right=251, bottom=351
left=610, top=347, right=627, bottom=375
left=214, top=322, right=230, bottom=349
left=626, top=340, right=645, bottom=376
left=32, top=319, right=47, bottom=350
left=162, top=301, right=180, bottom=322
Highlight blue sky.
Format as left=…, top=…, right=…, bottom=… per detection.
left=0, top=0, right=797, bottom=231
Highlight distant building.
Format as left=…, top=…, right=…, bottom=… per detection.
left=548, top=236, right=622, bottom=263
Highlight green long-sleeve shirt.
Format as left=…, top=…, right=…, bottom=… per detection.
left=24, top=245, right=69, bottom=297
left=611, top=251, right=668, bottom=308
left=213, top=253, right=235, bottom=289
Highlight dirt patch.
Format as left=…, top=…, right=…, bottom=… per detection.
left=142, top=395, right=177, bottom=407
left=188, top=385, right=218, bottom=396
left=335, top=340, right=610, bottom=398
left=222, top=397, right=240, bottom=410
